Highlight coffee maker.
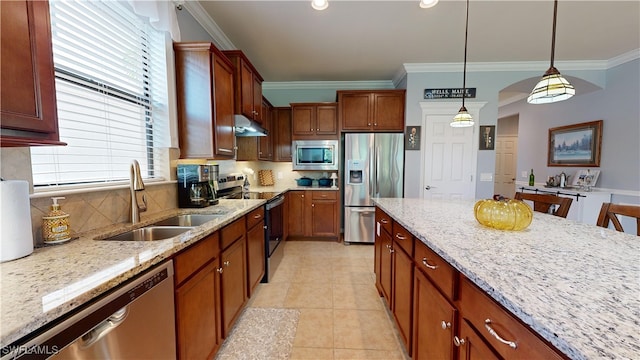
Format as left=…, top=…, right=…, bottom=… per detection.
left=177, top=164, right=219, bottom=208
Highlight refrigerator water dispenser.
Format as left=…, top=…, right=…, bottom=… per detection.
left=347, top=160, right=364, bottom=185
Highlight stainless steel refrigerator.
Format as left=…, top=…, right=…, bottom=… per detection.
left=343, top=133, right=404, bottom=244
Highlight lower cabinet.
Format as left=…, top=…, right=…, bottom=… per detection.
left=220, top=228, right=247, bottom=338
left=456, top=320, right=501, bottom=360
left=287, top=190, right=338, bottom=239
left=246, top=206, right=265, bottom=297
left=393, top=240, right=413, bottom=354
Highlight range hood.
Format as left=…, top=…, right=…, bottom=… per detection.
left=234, top=115, right=267, bottom=137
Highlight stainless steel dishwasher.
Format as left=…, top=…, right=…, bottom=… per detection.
left=4, top=260, right=176, bottom=359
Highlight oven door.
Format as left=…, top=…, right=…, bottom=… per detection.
left=265, top=195, right=285, bottom=256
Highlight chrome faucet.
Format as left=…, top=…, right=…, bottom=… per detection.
left=130, top=160, right=147, bottom=224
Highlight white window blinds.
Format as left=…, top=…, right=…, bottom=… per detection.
left=31, top=0, right=170, bottom=187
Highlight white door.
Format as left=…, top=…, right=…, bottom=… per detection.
left=419, top=102, right=486, bottom=201
left=494, top=135, right=518, bottom=198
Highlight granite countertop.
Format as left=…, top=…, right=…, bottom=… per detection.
left=373, top=198, right=639, bottom=360
left=0, top=199, right=265, bottom=348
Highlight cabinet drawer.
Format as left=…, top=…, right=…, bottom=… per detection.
left=392, top=222, right=413, bottom=256
left=311, top=190, right=337, bottom=200
left=375, top=207, right=392, bottom=234
left=221, top=218, right=246, bottom=250
left=414, top=241, right=457, bottom=301
left=174, top=232, right=219, bottom=286
left=246, top=206, right=264, bottom=229
left=459, top=277, right=564, bottom=360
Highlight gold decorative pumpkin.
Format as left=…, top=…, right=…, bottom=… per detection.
left=474, top=199, right=533, bottom=231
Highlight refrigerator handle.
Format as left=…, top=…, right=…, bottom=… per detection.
left=374, top=145, right=380, bottom=197
left=369, top=141, right=375, bottom=199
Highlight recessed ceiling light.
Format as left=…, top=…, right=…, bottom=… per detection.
left=311, top=0, right=329, bottom=11
left=419, top=0, right=439, bottom=9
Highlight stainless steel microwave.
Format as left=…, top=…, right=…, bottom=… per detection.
left=292, top=140, right=339, bottom=171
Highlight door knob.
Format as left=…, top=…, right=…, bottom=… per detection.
left=425, top=186, right=431, bottom=190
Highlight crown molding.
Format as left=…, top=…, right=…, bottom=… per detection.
left=181, top=1, right=235, bottom=50
left=608, top=49, right=640, bottom=68
left=403, top=59, right=612, bottom=74
left=263, top=80, right=395, bottom=90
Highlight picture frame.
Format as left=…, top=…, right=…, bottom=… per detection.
left=479, top=125, right=495, bottom=150
left=572, top=169, right=601, bottom=188
left=405, top=126, right=421, bottom=150
left=548, top=120, right=603, bottom=167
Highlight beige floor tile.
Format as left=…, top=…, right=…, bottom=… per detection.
left=333, top=265, right=376, bottom=285
left=292, top=266, right=334, bottom=283
left=284, top=282, right=333, bottom=308
left=333, top=284, right=384, bottom=310
left=333, top=309, right=400, bottom=350
left=290, top=347, right=334, bottom=359
left=334, top=348, right=407, bottom=360
left=249, top=282, right=290, bottom=308
left=293, top=308, right=334, bottom=348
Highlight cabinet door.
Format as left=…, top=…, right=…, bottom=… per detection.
left=247, top=220, right=265, bottom=297
left=413, top=269, right=457, bottom=360
left=338, top=92, right=371, bottom=130
left=393, top=245, right=413, bottom=354
left=1, top=0, right=62, bottom=146
left=379, top=227, right=393, bottom=307
left=457, top=320, right=501, bottom=360
left=310, top=199, right=338, bottom=237
left=212, top=53, right=236, bottom=157
left=287, top=191, right=306, bottom=236
left=372, top=91, right=405, bottom=131
left=273, top=107, right=292, bottom=162
left=239, top=60, right=255, bottom=120
left=175, top=261, right=220, bottom=360
left=315, top=103, right=338, bottom=136
left=252, top=76, right=263, bottom=122
left=291, top=105, right=315, bottom=136
left=258, top=98, right=272, bottom=160
left=220, top=237, right=247, bottom=338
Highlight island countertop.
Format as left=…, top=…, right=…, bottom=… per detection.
left=0, top=199, right=265, bottom=349
left=373, top=198, right=639, bottom=360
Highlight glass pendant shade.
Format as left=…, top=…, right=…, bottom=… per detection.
left=419, top=0, right=439, bottom=9
left=450, top=106, right=474, bottom=128
left=527, top=66, right=575, bottom=104
left=311, top=0, right=328, bottom=10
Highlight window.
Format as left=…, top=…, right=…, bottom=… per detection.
left=31, top=0, right=170, bottom=188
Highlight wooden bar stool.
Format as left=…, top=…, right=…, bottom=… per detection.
left=513, top=192, right=573, bottom=218
left=596, top=203, right=640, bottom=236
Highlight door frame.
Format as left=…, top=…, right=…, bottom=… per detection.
left=418, top=101, right=487, bottom=200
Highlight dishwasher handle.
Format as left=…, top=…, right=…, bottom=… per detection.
left=79, top=306, right=129, bottom=349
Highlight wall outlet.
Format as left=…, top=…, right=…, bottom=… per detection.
left=277, top=171, right=283, bottom=179
left=521, top=171, right=528, bottom=178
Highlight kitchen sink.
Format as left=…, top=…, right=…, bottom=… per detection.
left=151, top=214, right=224, bottom=227
left=99, top=226, right=194, bottom=241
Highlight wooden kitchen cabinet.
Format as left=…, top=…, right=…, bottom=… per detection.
left=290, top=102, right=338, bottom=140
left=236, top=96, right=273, bottom=161
left=272, top=107, right=292, bottom=162
left=220, top=235, right=247, bottom=338
left=337, top=90, right=405, bottom=132
left=174, top=233, right=221, bottom=359
left=457, top=320, right=501, bottom=360
left=287, top=190, right=339, bottom=239
left=174, top=42, right=235, bottom=159
left=393, top=237, right=414, bottom=354
left=246, top=206, right=265, bottom=297
left=374, top=207, right=393, bottom=304
left=1, top=0, right=65, bottom=147
left=223, top=50, right=264, bottom=123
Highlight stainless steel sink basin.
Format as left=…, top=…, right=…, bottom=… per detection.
left=100, top=226, right=194, bottom=241
left=152, top=214, right=224, bottom=227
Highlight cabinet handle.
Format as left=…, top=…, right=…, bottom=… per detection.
left=380, top=219, right=389, bottom=224
left=217, top=267, right=223, bottom=274
left=453, top=336, right=465, bottom=347
left=441, top=321, right=451, bottom=330
left=484, top=319, right=518, bottom=349
left=254, top=214, right=262, bottom=219
left=422, top=258, right=438, bottom=270
left=224, top=260, right=230, bottom=267
left=395, top=233, right=406, bottom=240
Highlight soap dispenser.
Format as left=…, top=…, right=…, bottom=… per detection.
left=42, top=197, right=71, bottom=244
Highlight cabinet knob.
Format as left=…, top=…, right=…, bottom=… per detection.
left=453, top=336, right=465, bottom=347
left=367, top=123, right=371, bottom=126
left=311, top=203, right=315, bottom=207
left=441, top=321, right=451, bottom=330
left=216, top=267, right=224, bottom=274
left=224, top=260, right=230, bottom=267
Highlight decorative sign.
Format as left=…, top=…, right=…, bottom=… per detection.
left=424, top=88, right=476, bottom=99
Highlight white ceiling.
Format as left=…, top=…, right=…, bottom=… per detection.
left=191, top=0, right=639, bottom=85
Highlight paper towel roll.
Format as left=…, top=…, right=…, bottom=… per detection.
left=1, top=180, right=34, bottom=262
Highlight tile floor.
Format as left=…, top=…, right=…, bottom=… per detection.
left=246, top=240, right=410, bottom=360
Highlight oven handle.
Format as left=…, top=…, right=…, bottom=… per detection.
left=266, top=195, right=285, bottom=210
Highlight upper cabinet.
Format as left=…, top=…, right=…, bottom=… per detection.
left=222, top=50, right=264, bottom=123
left=337, top=90, right=406, bottom=132
left=291, top=102, right=338, bottom=140
left=174, top=42, right=236, bottom=159
left=1, top=1, right=65, bottom=147
left=236, top=97, right=273, bottom=161
left=272, top=107, right=292, bottom=162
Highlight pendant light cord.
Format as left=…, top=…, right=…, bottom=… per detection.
left=549, top=0, right=558, bottom=67
left=462, top=0, right=469, bottom=107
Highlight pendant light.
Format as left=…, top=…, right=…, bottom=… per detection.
left=311, top=0, right=328, bottom=10
left=451, top=0, right=473, bottom=128
left=527, top=0, right=574, bottom=104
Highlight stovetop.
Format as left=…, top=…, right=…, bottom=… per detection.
left=244, top=191, right=279, bottom=200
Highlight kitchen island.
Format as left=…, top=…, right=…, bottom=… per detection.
left=374, top=198, right=639, bottom=359
left=0, top=199, right=265, bottom=350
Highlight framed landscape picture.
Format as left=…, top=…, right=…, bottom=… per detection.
left=548, top=120, right=603, bottom=167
